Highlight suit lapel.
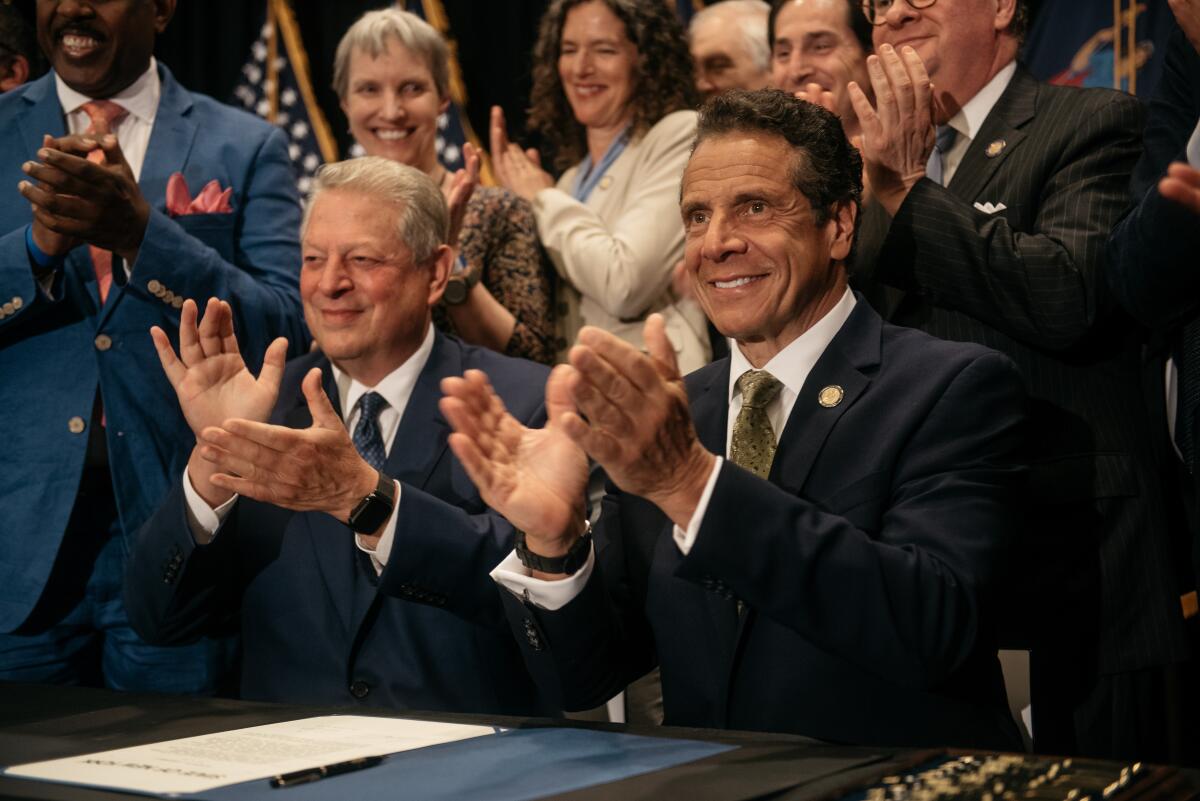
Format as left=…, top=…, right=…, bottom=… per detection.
left=283, top=357, right=359, bottom=639
left=96, top=66, right=197, bottom=328
left=382, top=332, right=456, bottom=486
left=731, top=299, right=881, bottom=643
left=946, top=67, right=1037, bottom=204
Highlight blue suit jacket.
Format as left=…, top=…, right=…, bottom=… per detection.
left=0, top=65, right=306, bottom=632
left=125, top=334, right=555, bottom=715
left=502, top=298, right=1027, bottom=749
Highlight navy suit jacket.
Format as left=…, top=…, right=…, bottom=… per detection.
left=0, top=65, right=306, bottom=632
left=126, top=334, right=555, bottom=715
left=502, top=299, right=1027, bottom=749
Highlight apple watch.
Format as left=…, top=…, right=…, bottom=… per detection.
left=347, top=471, right=397, bottom=534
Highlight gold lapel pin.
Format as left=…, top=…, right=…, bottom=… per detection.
left=598, top=175, right=613, bottom=190
left=985, top=139, right=1007, bottom=158
left=818, top=385, right=844, bottom=408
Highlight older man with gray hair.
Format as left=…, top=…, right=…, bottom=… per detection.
left=124, top=157, right=553, bottom=715
left=689, top=0, right=772, bottom=99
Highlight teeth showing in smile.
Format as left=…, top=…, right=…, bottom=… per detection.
left=713, top=276, right=763, bottom=289
left=376, top=129, right=411, bottom=141
left=574, top=85, right=604, bottom=97
left=61, top=34, right=100, bottom=55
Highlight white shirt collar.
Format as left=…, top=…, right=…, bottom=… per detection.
left=945, top=60, right=1017, bottom=143
left=332, top=324, right=436, bottom=423
left=55, top=57, right=161, bottom=125
left=728, top=287, right=857, bottom=404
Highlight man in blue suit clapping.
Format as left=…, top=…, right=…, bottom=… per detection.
left=0, top=0, right=305, bottom=691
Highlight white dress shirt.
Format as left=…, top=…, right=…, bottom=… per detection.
left=183, top=325, right=437, bottom=572
left=492, top=289, right=858, bottom=610
left=939, top=61, right=1017, bottom=186
left=56, top=57, right=159, bottom=182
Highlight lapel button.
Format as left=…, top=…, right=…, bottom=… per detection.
left=818, top=385, right=844, bottom=408
left=985, top=139, right=1006, bottom=158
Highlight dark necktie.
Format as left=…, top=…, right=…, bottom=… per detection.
left=1176, top=321, right=1200, bottom=472
left=730, top=370, right=783, bottom=479
left=352, top=392, right=388, bottom=471
left=925, top=124, right=958, bottom=187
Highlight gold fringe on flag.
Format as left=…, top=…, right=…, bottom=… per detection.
left=270, top=0, right=339, bottom=164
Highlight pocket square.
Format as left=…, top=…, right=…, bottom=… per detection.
left=973, top=201, right=1007, bottom=214
left=166, top=173, right=233, bottom=217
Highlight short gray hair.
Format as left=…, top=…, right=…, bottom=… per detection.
left=332, top=8, right=450, bottom=101
left=303, top=157, right=449, bottom=266
left=689, top=0, right=771, bottom=73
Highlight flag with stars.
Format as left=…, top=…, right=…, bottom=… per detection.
left=393, top=0, right=490, bottom=182
left=231, top=0, right=338, bottom=195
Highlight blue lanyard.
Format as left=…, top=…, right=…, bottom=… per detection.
left=571, top=129, right=630, bottom=202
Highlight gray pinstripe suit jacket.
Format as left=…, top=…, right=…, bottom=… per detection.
left=853, top=64, right=1191, bottom=674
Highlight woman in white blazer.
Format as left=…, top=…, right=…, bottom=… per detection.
left=490, top=0, right=710, bottom=372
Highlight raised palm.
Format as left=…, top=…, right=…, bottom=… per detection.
left=440, top=366, right=588, bottom=546
left=151, top=298, right=287, bottom=437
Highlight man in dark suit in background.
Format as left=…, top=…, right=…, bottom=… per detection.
left=1106, top=2, right=1200, bottom=763
left=443, top=91, right=1027, bottom=749
left=126, top=158, right=552, bottom=714
left=0, top=0, right=305, bottom=691
left=847, top=0, right=1190, bottom=760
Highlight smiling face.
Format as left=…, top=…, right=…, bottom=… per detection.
left=301, top=189, right=447, bottom=386
left=770, top=0, right=869, bottom=131
left=871, top=0, right=1016, bottom=113
left=690, top=12, right=770, bottom=99
left=557, top=0, right=638, bottom=133
left=37, top=0, right=173, bottom=98
left=342, top=37, right=448, bottom=174
left=681, top=132, right=854, bottom=367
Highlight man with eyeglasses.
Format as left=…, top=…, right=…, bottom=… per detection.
left=844, top=0, right=1189, bottom=763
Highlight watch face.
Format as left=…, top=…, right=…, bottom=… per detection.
left=444, top=277, right=467, bottom=305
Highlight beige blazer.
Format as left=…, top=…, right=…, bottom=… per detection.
left=532, top=109, right=710, bottom=373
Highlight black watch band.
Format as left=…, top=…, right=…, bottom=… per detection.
left=514, top=520, right=592, bottom=575
left=444, top=256, right=480, bottom=305
left=347, top=471, right=397, bottom=534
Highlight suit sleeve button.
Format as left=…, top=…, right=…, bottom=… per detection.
left=349, top=680, right=370, bottom=699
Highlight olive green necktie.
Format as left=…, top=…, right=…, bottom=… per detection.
left=730, top=370, right=783, bottom=479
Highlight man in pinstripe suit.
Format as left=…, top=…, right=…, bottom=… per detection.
left=847, top=0, right=1191, bottom=761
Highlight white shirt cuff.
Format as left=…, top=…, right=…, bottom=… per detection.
left=182, top=469, right=238, bottom=545
left=491, top=545, right=595, bottom=611
left=354, top=480, right=403, bottom=575
left=671, top=456, right=724, bottom=556
left=1188, top=119, right=1200, bottom=168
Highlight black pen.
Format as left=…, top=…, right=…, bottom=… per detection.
left=270, top=755, right=384, bottom=788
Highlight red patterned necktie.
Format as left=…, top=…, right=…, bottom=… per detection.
left=80, top=100, right=128, bottom=303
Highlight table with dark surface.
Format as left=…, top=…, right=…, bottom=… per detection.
left=0, top=683, right=1195, bottom=801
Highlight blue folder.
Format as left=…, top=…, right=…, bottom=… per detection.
left=184, top=728, right=735, bottom=801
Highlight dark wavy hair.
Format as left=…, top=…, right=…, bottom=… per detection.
left=694, top=89, right=863, bottom=226
left=527, top=0, right=699, bottom=172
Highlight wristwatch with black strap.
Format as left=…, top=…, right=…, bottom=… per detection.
left=347, top=471, right=397, bottom=534
left=444, top=254, right=480, bottom=305
left=514, top=519, right=593, bottom=575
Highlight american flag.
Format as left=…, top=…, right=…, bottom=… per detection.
left=230, top=0, right=338, bottom=195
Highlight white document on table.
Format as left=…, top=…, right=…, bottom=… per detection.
left=5, top=715, right=495, bottom=795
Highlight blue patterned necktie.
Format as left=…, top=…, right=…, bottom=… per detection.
left=352, top=392, right=389, bottom=471
left=925, top=125, right=958, bottom=187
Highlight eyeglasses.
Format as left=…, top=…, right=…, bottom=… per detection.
left=859, top=0, right=938, bottom=26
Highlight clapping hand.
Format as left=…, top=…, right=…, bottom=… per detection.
left=443, top=141, right=481, bottom=249
left=489, top=105, right=554, bottom=201
left=19, top=133, right=150, bottom=263
left=847, top=44, right=937, bottom=216
left=1160, top=162, right=1200, bottom=215
left=440, top=365, right=590, bottom=569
